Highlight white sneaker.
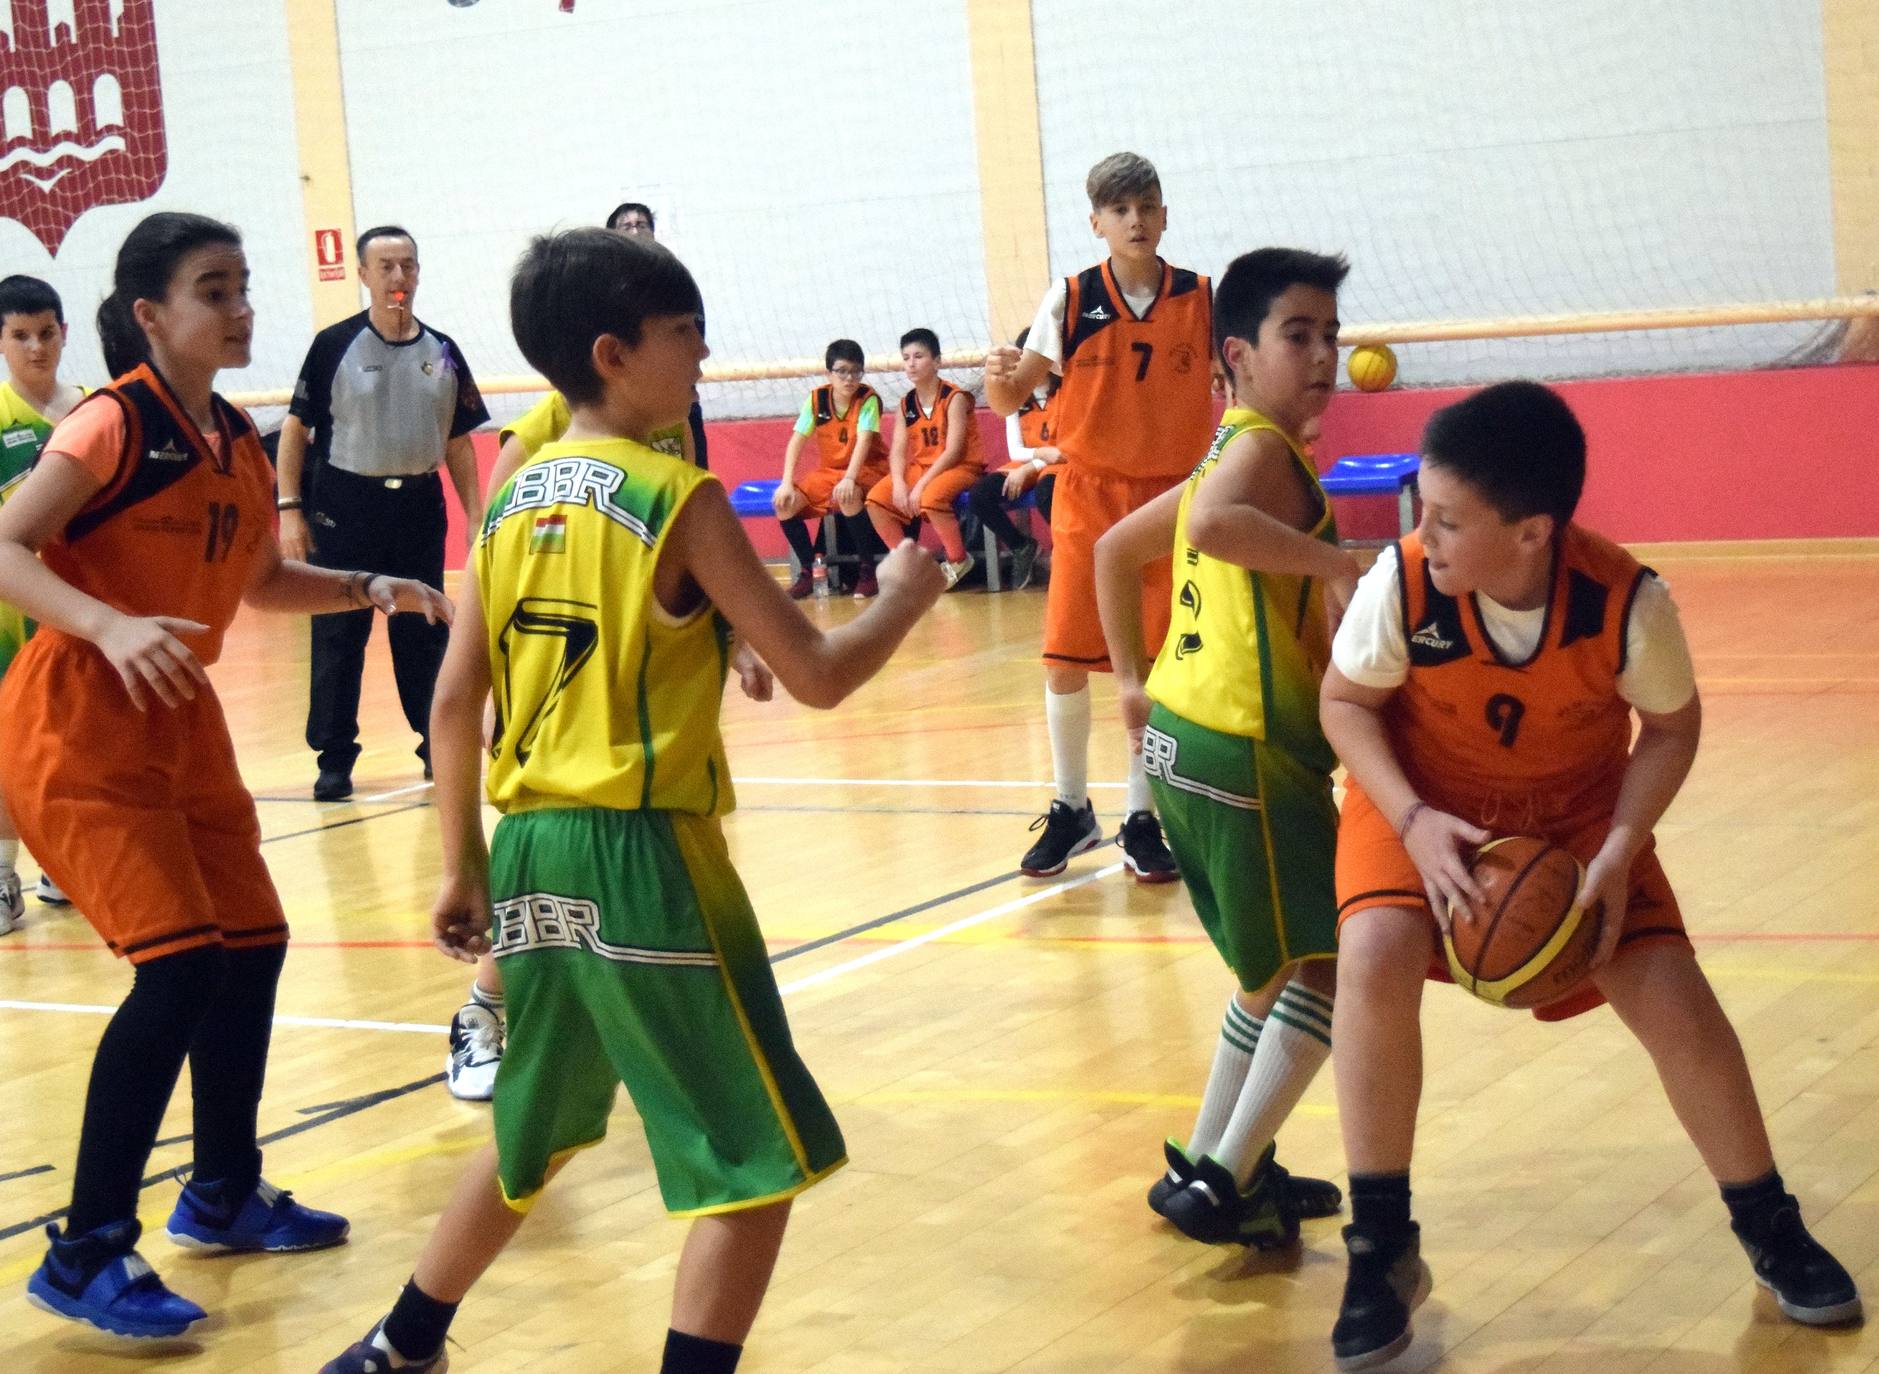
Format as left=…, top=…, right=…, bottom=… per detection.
left=445, top=1001, right=503, bottom=1101
left=942, top=553, right=976, bottom=591
left=35, top=875, right=70, bottom=907
left=0, top=871, right=22, bottom=935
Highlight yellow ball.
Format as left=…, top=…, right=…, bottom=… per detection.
left=1348, top=344, right=1398, bottom=392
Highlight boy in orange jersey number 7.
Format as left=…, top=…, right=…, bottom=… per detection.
left=1319, top=382, right=1861, bottom=1369
left=985, top=151, right=1216, bottom=885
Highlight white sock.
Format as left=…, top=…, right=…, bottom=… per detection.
left=0, top=838, right=16, bottom=874
left=1125, top=750, right=1153, bottom=815
left=470, top=980, right=505, bottom=1021
left=1187, top=997, right=1262, bottom=1160
left=1216, top=978, right=1334, bottom=1186
left=1045, top=685, right=1091, bottom=807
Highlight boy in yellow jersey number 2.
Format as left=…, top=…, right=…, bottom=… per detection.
left=1097, top=250, right=1358, bottom=1249
left=323, top=230, right=944, bottom=1374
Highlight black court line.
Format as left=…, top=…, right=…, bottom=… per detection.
left=1, top=838, right=1034, bottom=1242
left=0, top=1073, right=443, bottom=1244
left=257, top=800, right=431, bottom=848
left=0, top=1164, right=53, bottom=1185
left=771, top=869, right=1021, bottom=963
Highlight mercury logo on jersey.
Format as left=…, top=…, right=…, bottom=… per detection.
left=146, top=440, right=190, bottom=463
left=1081, top=303, right=1113, bottom=321
left=1410, top=621, right=1455, bottom=651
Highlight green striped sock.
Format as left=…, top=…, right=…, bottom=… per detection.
left=1219, top=978, right=1335, bottom=1186
left=1188, top=997, right=1263, bottom=1160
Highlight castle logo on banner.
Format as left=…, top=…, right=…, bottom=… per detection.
left=0, top=0, right=168, bottom=255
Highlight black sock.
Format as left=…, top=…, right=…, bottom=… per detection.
left=383, top=1278, right=459, bottom=1362
left=1721, top=1169, right=1788, bottom=1233
left=188, top=943, right=287, bottom=1200
left=67, top=945, right=226, bottom=1235
left=779, top=516, right=816, bottom=571
left=1349, top=1171, right=1413, bottom=1234
left=662, top=1330, right=742, bottom=1374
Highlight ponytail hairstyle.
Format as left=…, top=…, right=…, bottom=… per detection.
left=96, top=212, right=243, bottom=379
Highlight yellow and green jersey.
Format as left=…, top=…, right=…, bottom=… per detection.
left=478, top=437, right=733, bottom=816
left=503, top=390, right=686, bottom=462
left=0, top=381, right=84, bottom=676
left=1145, top=406, right=1338, bottom=770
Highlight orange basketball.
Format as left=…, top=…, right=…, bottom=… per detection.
left=1443, top=836, right=1600, bottom=1009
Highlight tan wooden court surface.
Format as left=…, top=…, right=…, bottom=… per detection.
left=2, top=542, right=1877, bottom=1373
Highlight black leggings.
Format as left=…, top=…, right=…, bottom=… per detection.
left=778, top=510, right=887, bottom=571
left=965, top=471, right=1055, bottom=550
left=66, top=942, right=287, bottom=1235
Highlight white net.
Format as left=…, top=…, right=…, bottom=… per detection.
left=1031, top=0, right=1876, bottom=386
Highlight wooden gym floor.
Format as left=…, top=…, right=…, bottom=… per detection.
left=1, top=542, right=1877, bottom=1373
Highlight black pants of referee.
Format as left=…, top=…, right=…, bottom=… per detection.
left=306, top=466, right=449, bottom=778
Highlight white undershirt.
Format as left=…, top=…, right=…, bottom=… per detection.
left=1332, top=545, right=1697, bottom=715
left=1025, top=276, right=1160, bottom=374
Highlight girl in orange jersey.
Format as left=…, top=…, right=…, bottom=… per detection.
left=0, top=213, right=451, bottom=1341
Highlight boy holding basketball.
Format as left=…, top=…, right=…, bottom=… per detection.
left=1096, top=248, right=1360, bottom=1247
left=985, top=151, right=1215, bottom=883
left=1320, top=381, right=1860, bottom=1368
left=322, top=228, right=943, bottom=1374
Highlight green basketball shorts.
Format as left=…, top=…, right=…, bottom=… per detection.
left=487, top=806, right=846, bottom=1215
left=1142, top=702, right=1338, bottom=991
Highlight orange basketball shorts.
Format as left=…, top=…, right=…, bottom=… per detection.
left=0, top=632, right=288, bottom=964
left=1334, top=777, right=1687, bottom=1021
left=793, top=461, right=885, bottom=518
left=1043, top=466, right=1177, bottom=671
left=864, top=459, right=983, bottom=519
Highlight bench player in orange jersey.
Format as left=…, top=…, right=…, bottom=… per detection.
left=985, top=151, right=1215, bottom=882
left=1318, top=382, right=1861, bottom=1368
left=865, top=328, right=984, bottom=589
left=966, top=325, right=1060, bottom=592
left=0, top=213, right=450, bottom=1342
left=775, top=338, right=889, bottom=599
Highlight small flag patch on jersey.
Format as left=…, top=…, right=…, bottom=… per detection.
left=531, top=514, right=567, bottom=554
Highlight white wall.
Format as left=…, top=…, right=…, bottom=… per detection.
left=333, top=0, right=990, bottom=422
left=0, top=1, right=313, bottom=398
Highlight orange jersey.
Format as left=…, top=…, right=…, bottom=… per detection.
left=39, top=365, right=273, bottom=665
left=1016, top=393, right=1052, bottom=449
left=1387, top=525, right=1652, bottom=829
left=901, top=379, right=983, bottom=471
left=808, top=382, right=880, bottom=472
left=1052, top=260, right=1213, bottom=480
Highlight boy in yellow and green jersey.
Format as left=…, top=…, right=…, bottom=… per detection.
left=1095, top=248, right=1360, bottom=1251
left=0, top=274, right=86, bottom=930
left=322, top=229, right=943, bottom=1374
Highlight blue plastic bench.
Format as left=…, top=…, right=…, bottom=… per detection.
left=954, top=486, right=1040, bottom=592
left=1319, top=452, right=1420, bottom=537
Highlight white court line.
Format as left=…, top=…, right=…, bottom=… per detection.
left=0, top=1001, right=447, bottom=1035
left=779, top=862, right=1124, bottom=996
left=352, top=782, right=434, bottom=804
left=0, top=862, right=1128, bottom=1033
left=732, top=777, right=1126, bottom=789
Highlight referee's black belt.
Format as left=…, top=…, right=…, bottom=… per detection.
left=327, top=466, right=440, bottom=489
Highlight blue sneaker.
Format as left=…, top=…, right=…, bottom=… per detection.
left=321, top=1319, right=450, bottom=1373
left=25, top=1219, right=206, bottom=1339
left=165, top=1178, right=350, bottom=1253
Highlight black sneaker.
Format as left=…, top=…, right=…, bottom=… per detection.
left=1733, top=1197, right=1863, bottom=1326
left=1118, top=810, right=1179, bottom=884
left=313, top=769, right=353, bottom=803
left=1148, top=1138, right=1198, bottom=1217
left=1164, top=1150, right=1299, bottom=1249
left=1332, top=1222, right=1432, bottom=1371
left=1272, top=1156, right=1345, bottom=1220
left=1020, top=800, right=1102, bottom=877
left=1008, top=539, right=1040, bottom=591
left=321, top=1319, right=448, bottom=1373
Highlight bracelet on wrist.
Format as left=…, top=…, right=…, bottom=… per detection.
left=277, top=498, right=303, bottom=512
left=1396, top=800, right=1430, bottom=841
